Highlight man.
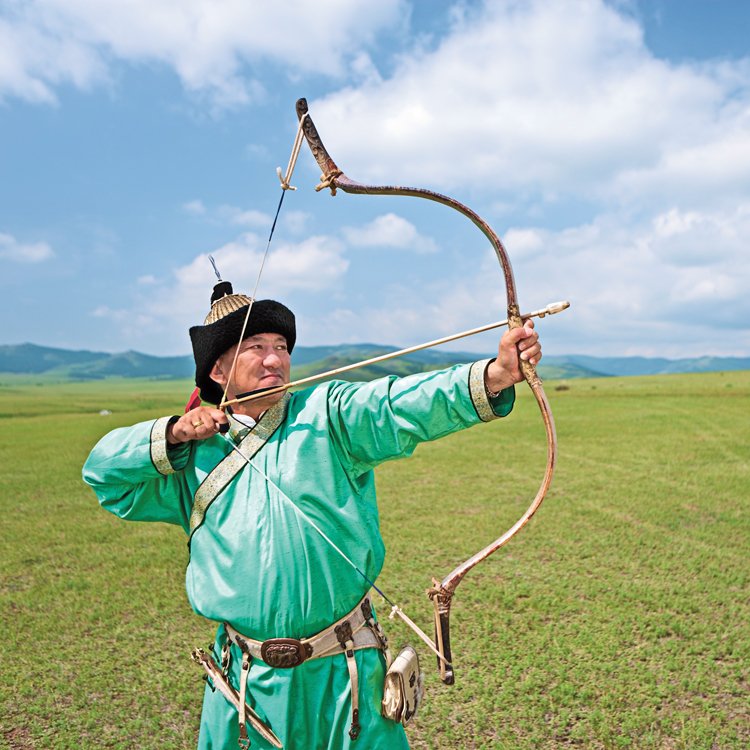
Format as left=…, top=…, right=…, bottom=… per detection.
left=83, top=279, right=541, bottom=749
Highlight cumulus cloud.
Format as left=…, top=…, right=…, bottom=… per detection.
left=14, top=0, right=746, bottom=358
left=293, top=199, right=750, bottom=358
left=105, top=231, right=350, bottom=351
left=0, top=232, right=53, bottom=262
left=308, top=0, right=750, bottom=212
left=495, top=204, right=750, bottom=357
left=179, top=233, right=349, bottom=294
left=0, top=14, right=106, bottom=104
left=92, top=305, right=128, bottom=321
left=342, top=213, right=437, bottom=253
left=503, top=228, right=545, bottom=259
left=0, top=0, right=406, bottom=107
left=274, top=0, right=749, bottom=358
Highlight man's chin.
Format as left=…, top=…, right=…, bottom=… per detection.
left=230, top=380, right=288, bottom=409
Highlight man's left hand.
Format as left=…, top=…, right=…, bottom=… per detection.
left=485, top=320, right=542, bottom=394
left=167, top=407, right=229, bottom=444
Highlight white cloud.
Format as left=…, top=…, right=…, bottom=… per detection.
left=648, top=207, right=745, bottom=266
left=180, top=202, right=280, bottom=230
left=279, top=0, right=749, bottom=359
left=0, top=232, right=53, bottom=262
left=173, top=233, right=348, bottom=295
left=100, top=231, right=351, bottom=353
left=503, top=228, right=545, bottom=259
left=307, top=0, right=749, bottom=212
left=296, top=263, right=505, bottom=352
left=0, top=15, right=106, bottom=104
left=0, top=0, right=406, bottom=107
left=223, top=207, right=271, bottom=228
left=498, top=204, right=750, bottom=357
left=295, top=200, right=750, bottom=358
left=183, top=199, right=206, bottom=215
left=7, top=0, right=748, bottom=361
left=342, top=213, right=437, bottom=253
left=612, top=118, right=750, bottom=208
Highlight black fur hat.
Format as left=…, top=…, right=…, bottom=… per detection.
left=189, top=281, right=296, bottom=405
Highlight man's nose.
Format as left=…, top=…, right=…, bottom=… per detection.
left=263, top=349, right=281, bottom=367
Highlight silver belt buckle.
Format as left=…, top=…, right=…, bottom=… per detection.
left=260, top=637, right=313, bottom=668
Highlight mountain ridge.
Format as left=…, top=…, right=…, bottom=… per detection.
left=1, top=342, right=747, bottom=382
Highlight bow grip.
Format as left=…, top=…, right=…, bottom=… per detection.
left=508, top=304, right=542, bottom=388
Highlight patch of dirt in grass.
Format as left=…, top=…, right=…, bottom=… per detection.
left=3, top=725, right=34, bottom=750
left=0, top=574, right=34, bottom=595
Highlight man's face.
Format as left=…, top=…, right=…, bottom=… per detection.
left=210, top=332, right=291, bottom=413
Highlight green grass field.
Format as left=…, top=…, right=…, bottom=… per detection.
left=1, top=372, right=748, bottom=749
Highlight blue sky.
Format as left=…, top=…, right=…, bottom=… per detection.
left=1, top=0, right=748, bottom=358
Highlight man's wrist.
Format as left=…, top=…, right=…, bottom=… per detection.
left=484, top=359, right=513, bottom=397
left=166, top=415, right=181, bottom=445
left=485, top=383, right=503, bottom=398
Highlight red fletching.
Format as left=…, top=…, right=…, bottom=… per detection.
left=185, top=387, right=202, bottom=413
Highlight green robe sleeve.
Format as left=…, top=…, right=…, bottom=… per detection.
left=325, top=359, right=515, bottom=477
left=82, top=416, right=194, bottom=533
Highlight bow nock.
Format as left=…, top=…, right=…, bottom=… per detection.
left=429, top=579, right=455, bottom=685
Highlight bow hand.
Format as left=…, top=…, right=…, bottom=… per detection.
left=486, top=320, right=542, bottom=394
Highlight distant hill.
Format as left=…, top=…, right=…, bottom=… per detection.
left=0, top=343, right=192, bottom=380
left=547, top=354, right=750, bottom=377
left=0, top=343, right=747, bottom=382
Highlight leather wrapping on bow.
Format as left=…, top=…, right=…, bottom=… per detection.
left=295, top=98, right=558, bottom=685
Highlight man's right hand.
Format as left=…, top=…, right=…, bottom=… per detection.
left=167, top=407, right=229, bottom=444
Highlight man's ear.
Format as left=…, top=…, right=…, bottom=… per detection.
left=209, top=358, right=228, bottom=388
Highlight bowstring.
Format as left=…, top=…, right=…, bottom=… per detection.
left=217, top=190, right=286, bottom=410
left=218, top=113, right=309, bottom=411
left=215, top=112, right=448, bottom=664
left=218, top=432, right=449, bottom=664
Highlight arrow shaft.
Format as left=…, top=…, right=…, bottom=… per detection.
left=222, top=301, right=569, bottom=408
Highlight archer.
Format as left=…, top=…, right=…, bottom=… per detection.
left=83, top=277, right=541, bottom=749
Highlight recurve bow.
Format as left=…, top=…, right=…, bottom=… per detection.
left=295, top=97, right=558, bottom=685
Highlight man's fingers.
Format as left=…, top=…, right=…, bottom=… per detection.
left=518, top=340, right=542, bottom=364
left=506, top=319, right=536, bottom=344
left=179, top=407, right=229, bottom=441
left=207, top=408, right=229, bottom=428
left=195, top=418, right=220, bottom=435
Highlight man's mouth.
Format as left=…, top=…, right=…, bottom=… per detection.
left=234, top=376, right=286, bottom=402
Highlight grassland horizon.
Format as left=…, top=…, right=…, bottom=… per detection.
left=1, top=371, right=748, bottom=749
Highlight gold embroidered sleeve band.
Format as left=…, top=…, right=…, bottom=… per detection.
left=150, top=416, right=180, bottom=476
left=469, top=359, right=498, bottom=422
left=468, top=359, right=516, bottom=422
